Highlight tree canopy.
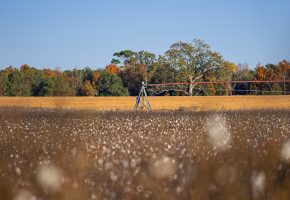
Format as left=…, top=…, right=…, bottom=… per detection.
left=166, top=39, right=224, bottom=95
left=0, top=39, right=289, bottom=96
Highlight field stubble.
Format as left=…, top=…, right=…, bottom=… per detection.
left=0, top=96, right=290, bottom=111
left=0, top=108, right=290, bottom=199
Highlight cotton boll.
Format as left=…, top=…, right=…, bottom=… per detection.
left=251, top=171, right=266, bottom=199
left=206, top=115, right=231, bottom=151
left=281, top=139, right=290, bottom=161
left=149, top=156, right=177, bottom=178
left=110, top=171, right=118, bottom=181
left=14, top=190, right=36, bottom=200
left=15, top=167, right=22, bottom=176
left=104, top=162, right=113, bottom=170
left=36, top=164, right=63, bottom=192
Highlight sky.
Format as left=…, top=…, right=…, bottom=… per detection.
left=0, top=0, right=289, bottom=70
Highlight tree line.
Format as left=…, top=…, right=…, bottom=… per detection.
left=0, top=39, right=289, bottom=96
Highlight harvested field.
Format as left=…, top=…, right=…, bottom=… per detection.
left=0, top=96, right=290, bottom=111
left=0, top=108, right=290, bottom=199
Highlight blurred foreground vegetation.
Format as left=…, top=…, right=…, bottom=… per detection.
left=0, top=108, right=290, bottom=199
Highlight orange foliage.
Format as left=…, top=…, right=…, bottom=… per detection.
left=277, top=60, right=290, bottom=79
left=106, top=64, right=121, bottom=75
left=44, top=69, right=57, bottom=78
left=256, top=66, right=271, bottom=80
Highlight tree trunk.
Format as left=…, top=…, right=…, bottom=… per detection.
left=189, top=76, right=194, bottom=96
left=188, top=75, right=203, bottom=96
left=283, top=77, right=286, bottom=95
left=227, top=82, right=233, bottom=96
left=189, top=83, right=194, bottom=96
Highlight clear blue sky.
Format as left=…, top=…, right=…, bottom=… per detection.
left=0, top=0, right=289, bottom=70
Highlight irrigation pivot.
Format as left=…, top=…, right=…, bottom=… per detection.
left=147, top=80, right=290, bottom=96
left=134, top=81, right=151, bottom=111
left=134, top=80, right=290, bottom=111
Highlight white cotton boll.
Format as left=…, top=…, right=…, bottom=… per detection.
left=206, top=115, right=231, bottom=151
left=122, top=159, right=129, bottom=168
left=130, top=159, right=137, bottom=168
left=14, top=190, right=36, bottom=200
left=36, top=164, right=63, bottom=192
left=98, top=158, right=104, bottom=166
left=281, top=139, right=290, bottom=161
left=251, top=171, right=266, bottom=199
left=149, top=156, right=177, bottom=178
left=110, top=171, right=118, bottom=181
left=104, top=162, right=113, bottom=170
left=15, top=167, right=22, bottom=176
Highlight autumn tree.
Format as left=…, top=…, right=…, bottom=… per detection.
left=65, top=69, right=85, bottom=96
left=44, top=68, right=57, bottom=78
left=135, top=51, right=156, bottom=73
left=166, top=39, right=224, bottom=96
left=0, top=71, right=8, bottom=96
left=81, top=80, right=95, bottom=96
left=20, top=64, right=43, bottom=96
left=112, top=50, right=156, bottom=73
left=99, top=71, right=128, bottom=96
left=106, top=64, right=121, bottom=75
left=121, top=62, right=149, bottom=96
left=233, top=64, right=256, bottom=95
left=5, top=67, right=33, bottom=96
left=150, top=56, right=178, bottom=84
left=112, top=50, right=152, bottom=95
left=256, top=65, right=271, bottom=81
left=83, top=67, right=94, bottom=83
left=52, top=75, right=74, bottom=96
left=34, top=78, right=54, bottom=96
left=112, top=50, right=136, bottom=66
left=92, top=70, right=100, bottom=95
left=255, top=64, right=277, bottom=94
left=276, top=60, right=290, bottom=94
left=216, top=61, right=238, bottom=95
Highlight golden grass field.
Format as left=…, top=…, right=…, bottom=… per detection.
left=0, top=96, right=290, bottom=111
